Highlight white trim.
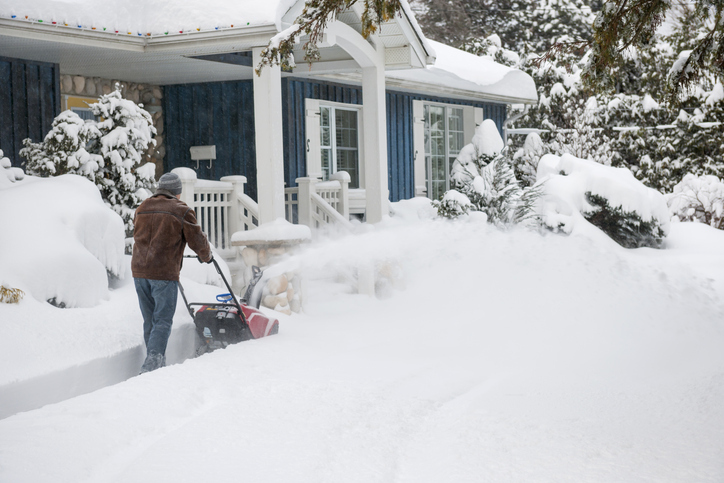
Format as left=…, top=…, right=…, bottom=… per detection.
left=304, top=98, right=322, bottom=179
left=305, top=100, right=365, bottom=188
left=412, top=100, right=426, bottom=197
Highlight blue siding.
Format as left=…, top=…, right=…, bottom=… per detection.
left=385, top=90, right=507, bottom=201
left=163, top=80, right=257, bottom=200
left=163, top=76, right=508, bottom=204
left=282, top=78, right=362, bottom=189
left=0, top=56, right=60, bottom=167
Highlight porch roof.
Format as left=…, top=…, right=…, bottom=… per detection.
left=0, top=0, right=433, bottom=84
left=385, top=40, right=538, bottom=105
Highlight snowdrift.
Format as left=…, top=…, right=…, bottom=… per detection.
left=537, top=153, right=670, bottom=247
left=0, top=174, right=126, bottom=307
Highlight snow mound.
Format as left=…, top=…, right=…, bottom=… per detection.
left=0, top=174, right=125, bottom=307
left=537, top=153, right=670, bottom=237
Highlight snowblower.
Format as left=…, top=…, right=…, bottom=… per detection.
left=178, top=256, right=279, bottom=356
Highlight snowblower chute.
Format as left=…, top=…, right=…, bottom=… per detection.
left=178, top=257, right=279, bottom=355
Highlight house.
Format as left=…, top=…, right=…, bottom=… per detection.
left=0, top=0, right=537, bottom=229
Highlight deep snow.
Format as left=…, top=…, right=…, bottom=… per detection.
left=1, top=194, right=724, bottom=482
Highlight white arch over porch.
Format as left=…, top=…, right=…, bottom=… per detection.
left=251, top=18, right=390, bottom=225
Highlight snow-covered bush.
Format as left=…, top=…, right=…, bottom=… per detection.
left=0, top=174, right=126, bottom=308
left=1, top=149, right=25, bottom=188
left=537, top=153, right=670, bottom=248
left=435, top=120, right=542, bottom=226
left=21, top=86, right=157, bottom=236
left=667, top=174, right=724, bottom=230
left=89, top=88, right=157, bottom=233
left=21, top=111, right=102, bottom=180
left=512, top=132, right=547, bottom=187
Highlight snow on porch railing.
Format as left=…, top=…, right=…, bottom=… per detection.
left=284, top=172, right=353, bottom=230
left=173, top=168, right=258, bottom=254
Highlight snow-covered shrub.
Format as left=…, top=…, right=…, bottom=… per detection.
left=537, top=153, right=670, bottom=248
left=21, top=111, right=102, bottom=180
left=20, top=86, right=156, bottom=236
left=512, top=132, right=547, bottom=187
left=0, top=285, right=24, bottom=304
left=583, top=193, right=667, bottom=248
left=667, top=174, right=724, bottom=230
left=0, top=149, right=25, bottom=188
left=435, top=190, right=472, bottom=219
left=436, top=120, right=542, bottom=226
left=0, top=174, right=126, bottom=308
left=89, top=88, right=157, bottom=233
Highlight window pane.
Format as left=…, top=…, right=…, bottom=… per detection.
left=321, top=148, right=332, bottom=181
left=336, top=148, right=359, bottom=188
left=425, top=105, right=448, bottom=200
left=335, top=110, right=358, bottom=149
left=448, top=108, right=465, bottom=155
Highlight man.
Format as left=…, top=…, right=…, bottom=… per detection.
left=132, top=172, right=212, bottom=373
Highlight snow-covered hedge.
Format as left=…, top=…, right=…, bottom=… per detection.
left=537, top=153, right=670, bottom=248
left=0, top=174, right=126, bottom=307
left=667, top=174, right=724, bottom=230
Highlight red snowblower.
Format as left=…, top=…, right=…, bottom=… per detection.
left=178, top=256, right=279, bottom=356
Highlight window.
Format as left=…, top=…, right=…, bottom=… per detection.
left=71, top=107, right=96, bottom=121
left=320, top=106, right=360, bottom=188
left=64, top=95, right=100, bottom=121
left=306, top=99, right=364, bottom=189
left=424, top=105, right=465, bottom=201
left=413, top=101, right=483, bottom=200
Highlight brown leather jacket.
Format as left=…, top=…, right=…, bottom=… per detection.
left=131, top=191, right=212, bottom=281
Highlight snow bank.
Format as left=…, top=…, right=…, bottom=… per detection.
left=537, top=153, right=670, bottom=236
left=0, top=174, right=125, bottom=307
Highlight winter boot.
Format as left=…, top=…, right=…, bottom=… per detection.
left=139, top=352, right=166, bottom=374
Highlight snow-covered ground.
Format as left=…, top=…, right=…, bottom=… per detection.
left=1, top=187, right=724, bottom=481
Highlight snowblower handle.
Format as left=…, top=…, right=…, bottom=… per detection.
left=182, top=255, right=242, bottom=311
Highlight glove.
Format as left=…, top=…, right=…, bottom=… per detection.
left=197, top=255, right=214, bottom=264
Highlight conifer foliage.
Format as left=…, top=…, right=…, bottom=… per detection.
left=21, top=86, right=157, bottom=235
left=434, top=120, right=542, bottom=226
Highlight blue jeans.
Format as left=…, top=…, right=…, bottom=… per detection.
left=134, top=278, right=178, bottom=357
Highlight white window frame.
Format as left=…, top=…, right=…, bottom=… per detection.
left=413, top=100, right=483, bottom=198
left=305, top=99, right=365, bottom=188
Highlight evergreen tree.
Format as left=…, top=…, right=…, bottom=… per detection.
left=21, top=111, right=103, bottom=180
left=21, top=86, right=157, bottom=236
left=88, top=88, right=157, bottom=234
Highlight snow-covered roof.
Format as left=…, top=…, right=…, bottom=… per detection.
left=0, top=0, right=298, bottom=35
left=386, top=40, right=537, bottom=104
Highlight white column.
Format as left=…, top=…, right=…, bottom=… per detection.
left=362, top=60, right=389, bottom=224
left=252, top=47, right=286, bottom=225
left=296, top=177, right=316, bottom=228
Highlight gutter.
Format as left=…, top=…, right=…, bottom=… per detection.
left=0, top=18, right=279, bottom=52
left=503, top=104, right=530, bottom=144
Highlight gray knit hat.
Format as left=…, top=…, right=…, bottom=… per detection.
left=157, top=172, right=182, bottom=195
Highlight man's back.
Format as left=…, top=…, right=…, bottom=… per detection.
left=132, top=193, right=211, bottom=281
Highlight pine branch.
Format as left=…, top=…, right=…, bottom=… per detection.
left=256, top=0, right=403, bottom=74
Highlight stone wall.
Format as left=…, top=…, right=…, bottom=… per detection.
left=239, top=245, right=302, bottom=315
left=59, top=74, right=165, bottom=179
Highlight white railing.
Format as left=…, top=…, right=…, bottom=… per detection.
left=173, top=168, right=259, bottom=254
left=286, top=172, right=353, bottom=230
left=173, top=168, right=355, bottom=247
